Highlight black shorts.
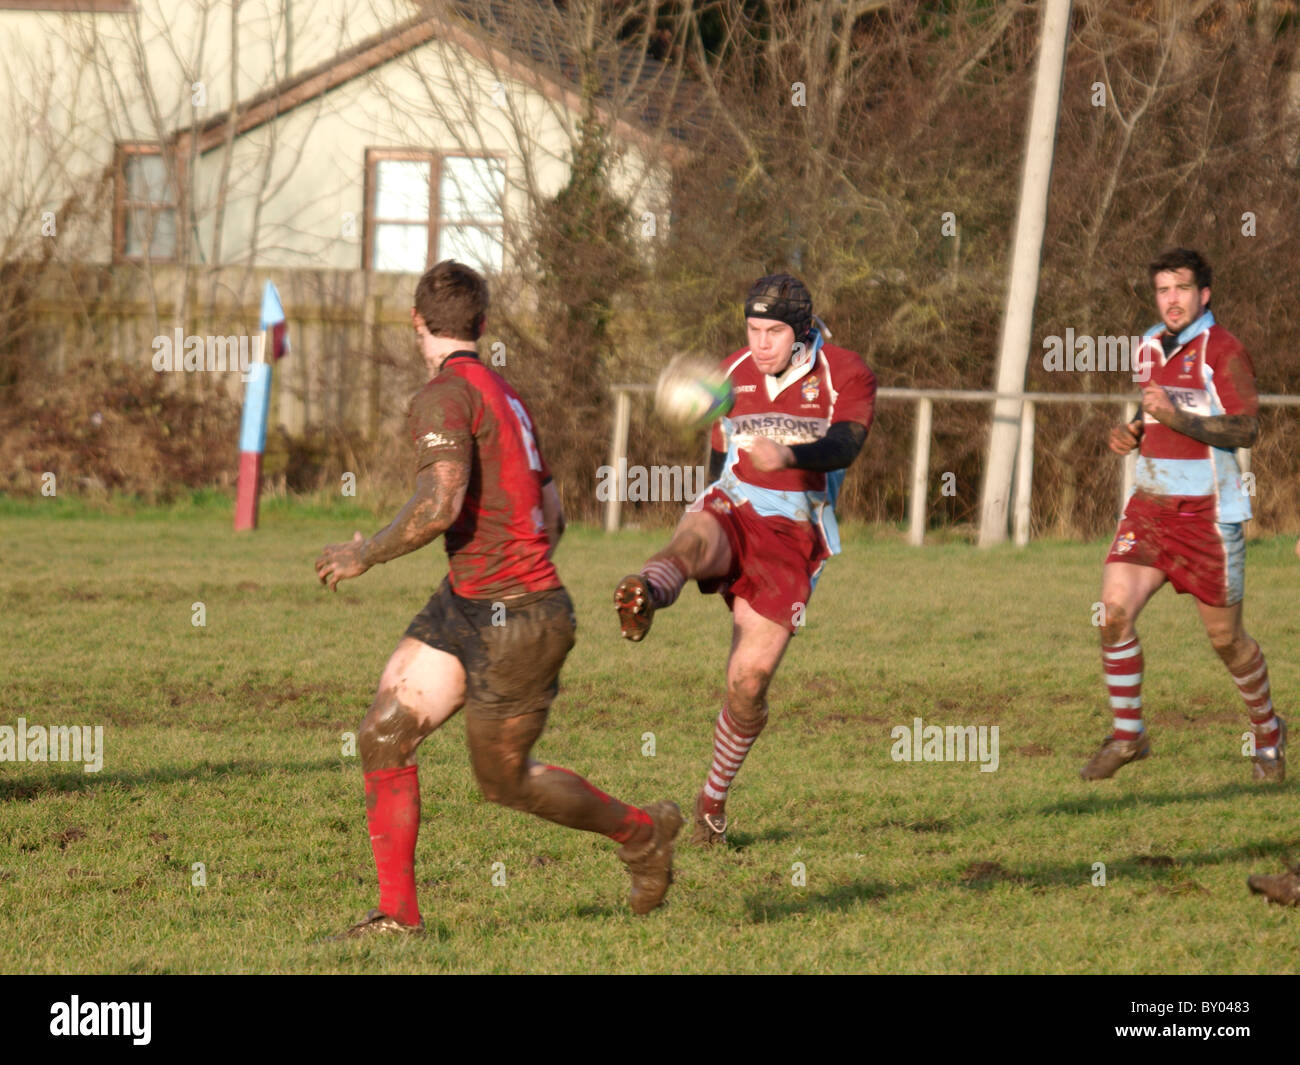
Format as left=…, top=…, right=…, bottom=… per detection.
left=403, top=578, right=576, bottom=720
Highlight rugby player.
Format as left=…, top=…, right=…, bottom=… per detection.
left=614, top=274, right=876, bottom=844
left=315, top=260, right=681, bottom=935
left=1244, top=526, right=1300, bottom=902
left=1084, top=248, right=1284, bottom=782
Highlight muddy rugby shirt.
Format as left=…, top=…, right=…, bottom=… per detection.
left=406, top=351, right=561, bottom=599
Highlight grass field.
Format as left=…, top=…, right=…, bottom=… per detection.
left=3, top=496, right=1300, bottom=974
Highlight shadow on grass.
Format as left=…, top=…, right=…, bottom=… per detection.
left=1038, top=780, right=1284, bottom=818
left=726, top=827, right=794, bottom=850
left=744, top=879, right=890, bottom=922
left=0, top=757, right=343, bottom=802
left=571, top=903, right=622, bottom=919
left=951, top=837, right=1300, bottom=894
left=746, top=837, right=1300, bottom=921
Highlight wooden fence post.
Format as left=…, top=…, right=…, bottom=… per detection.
left=605, top=388, right=631, bottom=532
left=908, top=397, right=932, bottom=546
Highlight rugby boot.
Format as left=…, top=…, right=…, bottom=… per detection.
left=1251, top=715, right=1287, bottom=783
left=1248, top=865, right=1300, bottom=906
left=691, top=790, right=727, bottom=846
left=328, top=909, right=424, bottom=940
left=614, top=573, right=655, bottom=642
left=618, top=800, right=682, bottom=914
left=1080, top=730, right=1151, bottom=780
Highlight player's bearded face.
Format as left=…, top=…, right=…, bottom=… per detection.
left=746, top=318, right=797, bottom=375
left=1153, top=268, right=1209, bottom=334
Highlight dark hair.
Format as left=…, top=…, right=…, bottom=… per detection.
left=414, top=260, right=489, bottom=341
left=1148, top=247, right=1212, bottom=291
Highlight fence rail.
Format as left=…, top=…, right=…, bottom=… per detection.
left=605, top=384, right=1300, bottom=541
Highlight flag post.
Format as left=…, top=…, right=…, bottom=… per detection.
left=234, top=281, right=289, bottom=531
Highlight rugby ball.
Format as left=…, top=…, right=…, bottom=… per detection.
left=654, top=356, right=734, bottom=429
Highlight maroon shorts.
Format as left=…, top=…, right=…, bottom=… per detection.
left=687, top=486, right=829, bottom=632
left=1104, top=492, right=1246, bottom=607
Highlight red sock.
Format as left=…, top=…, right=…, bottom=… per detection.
left=610, top=806, right=655, bottom=845
left=364, top=765, right=421, bottom=926
left=541, top=764, right=654, bottom=844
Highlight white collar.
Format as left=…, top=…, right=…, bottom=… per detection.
left=761, top=344, right=818, bottom=401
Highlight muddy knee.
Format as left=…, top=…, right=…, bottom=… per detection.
left=359, top=691, right=426, bottom=770
left=1099, top=601, right=1132, bottom=645
left=1208, top=627, right=1250, bottom=665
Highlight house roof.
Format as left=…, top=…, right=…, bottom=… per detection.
left=174, top=1, right=709, bottom=166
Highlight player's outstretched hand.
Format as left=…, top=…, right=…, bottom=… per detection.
left=315, top=531, right=370, bottom=591
left=1108, top=420, right=1141, bottom=455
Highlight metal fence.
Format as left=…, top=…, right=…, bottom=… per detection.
left=605, top=385, right=1300, bottom=541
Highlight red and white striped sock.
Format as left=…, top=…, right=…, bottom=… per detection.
left=700, top=705, right=764, bottom=816
left=642, top=556, right=688, bottom=610
left=1103, top=636, right=1144, bottom=741
left=1232, top=643, right=1279, bottom=749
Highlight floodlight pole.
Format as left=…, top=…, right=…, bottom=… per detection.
left=977, top=0, right=1073, bottom=546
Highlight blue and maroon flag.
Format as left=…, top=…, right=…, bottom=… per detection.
left=235, top=281, right=289, bottom=531
left=260, top=280, right=290, bottom=362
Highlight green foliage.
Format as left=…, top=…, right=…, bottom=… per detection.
left=533, top=100, right=642, bottom=355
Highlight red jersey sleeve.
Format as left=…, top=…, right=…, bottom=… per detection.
left=831, top=354, right=877, bottom=433
left=407, top=378, right=474, bottom=472
left=1209, top=338, right=1259, bottom=418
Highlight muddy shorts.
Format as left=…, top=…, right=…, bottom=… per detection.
left=1105, top=492, right=1245, bottom=607
left=687, top=485, right=830, bottom=633
left=403, top=578, right=577, bottom=719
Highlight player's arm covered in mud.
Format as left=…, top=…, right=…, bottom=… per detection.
left=360, top=459, right=470, bottom=566
left=1160, top=409, right=1258, bottom=449
left=314, top=458, right=468, bottom=591
left=357, top=377, right=473, bottom=567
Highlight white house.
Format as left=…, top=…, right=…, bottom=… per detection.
left=0, top=0, right=698, bottom=275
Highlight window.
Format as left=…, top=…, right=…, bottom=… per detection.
left=364, top=150, right=505, bottom=275
left=114, top=145, right=178, bottom=262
